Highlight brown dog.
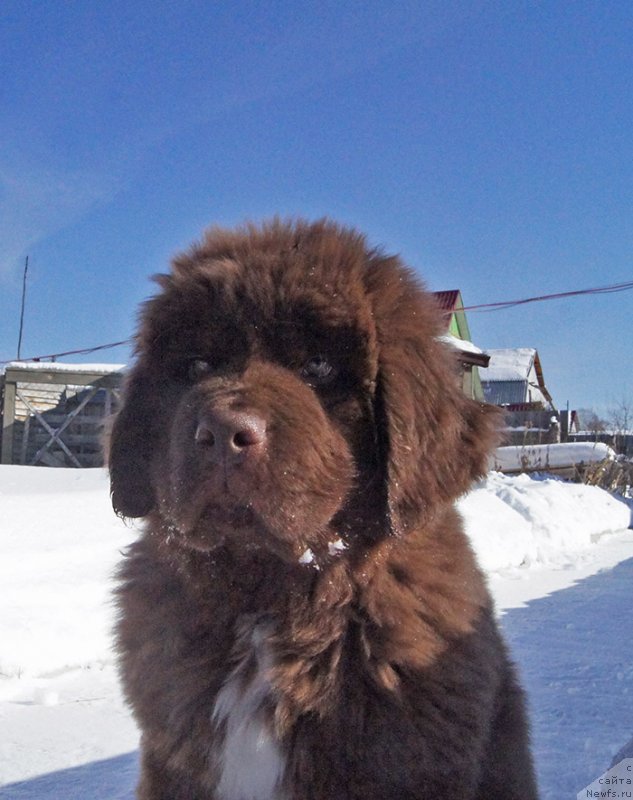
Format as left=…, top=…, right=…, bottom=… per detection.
left=109, top=219, right=539, bottom=799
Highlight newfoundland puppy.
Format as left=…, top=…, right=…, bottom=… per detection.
left=109, top=219, right=538, bottom=799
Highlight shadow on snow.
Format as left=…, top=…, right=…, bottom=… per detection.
left=2, top=558, right=633, bottom=800
left=500, top=556, right=633, bottom=800
left=0, top=752, right=138, bottom=800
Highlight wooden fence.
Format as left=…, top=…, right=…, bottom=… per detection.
left=500, top=409, right=561, bottom=446
left=1, top=363, right=124, bottom=468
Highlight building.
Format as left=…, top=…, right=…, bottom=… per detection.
left=432, top=290, right=490, bottom=401
left=1, top=362, right=123, bottom=467
left=479, top=348, right=560, bottom=445
left=480, top=348, right=554, bottom=410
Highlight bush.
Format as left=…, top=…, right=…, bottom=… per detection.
left=583, top=457, right=633, bottom=498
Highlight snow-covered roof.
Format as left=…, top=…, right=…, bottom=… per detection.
left=3, top=361, right=126, bottom=374
left=433, top=290, right=462, bottom=313
left=438, top=334, right=484, bottom=355
left=481, top=347, right=554, bottom=408
left=481, top=348, right=537, bottom=381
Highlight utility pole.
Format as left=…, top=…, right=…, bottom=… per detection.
left=17, top=255, right=29, bottom=359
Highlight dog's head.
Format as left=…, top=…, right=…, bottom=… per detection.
left=109, top=219, right=498, bottom=562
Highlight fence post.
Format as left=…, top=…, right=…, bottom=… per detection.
left=1, top=377, right=16, bottom=464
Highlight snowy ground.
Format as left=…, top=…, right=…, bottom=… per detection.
left=0, top=465, right=631, bottom=799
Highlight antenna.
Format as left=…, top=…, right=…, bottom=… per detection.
left=17, top=255, right=29, bottom=359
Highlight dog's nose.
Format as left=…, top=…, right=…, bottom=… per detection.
left=194, top=409, right=267, bottom=465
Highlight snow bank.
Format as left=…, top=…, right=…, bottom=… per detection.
left=0, top=467, right=135, bottom=682
left=459, top=472, right=631, bottom=571
left=0, top=465, right=630, bottom=681
left=492, top=442, right=616, bottom=473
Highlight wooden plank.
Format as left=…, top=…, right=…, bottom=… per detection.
left=26, top=387, right=99, bottom=468
left=105, top=388, right=113, bottom=419
left=20, top=416, right=31, bottom=465
left=20, top=413, right=106, bottom=428
left=38, top=449, right=68, bottom=468
left=16, top=387, right=81, bottom=467
left=16, top=385, right=64, bottom=398
left=29, top=432, right=105, bottom=446
left=3, top=370, right=123, bottom=467
left=1, top=379, right=17, bottom=464
left=4, top=368, right=123, bottom=389
left=18, top=416, right=107, bottom=440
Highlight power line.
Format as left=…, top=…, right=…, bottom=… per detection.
left=1, top=278, right=631, bottom=367
left=0, top=339, right=131, bottom=367
left=462, top=279, right=633, bottom=312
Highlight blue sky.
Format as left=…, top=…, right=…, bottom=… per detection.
left=1, top=0, right=631, bottom=413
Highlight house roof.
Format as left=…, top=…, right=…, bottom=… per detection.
left=438, top=334, right=490, bottom=368
left=482, top=348, right=538, bottom=382
left=481, top=348, right=554, bottom=407
left=439, top=334, right=483, bottom=355
left=431, top=289, right=474, bottom=343
left=433, top=289, right=462, bottom=313
left=3, top=361, right=125, bottom=374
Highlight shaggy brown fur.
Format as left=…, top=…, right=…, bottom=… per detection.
left=109, top=219, right=539, bottom=800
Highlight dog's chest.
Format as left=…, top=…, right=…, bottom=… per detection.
left=212, top=619, right=286, bottom=800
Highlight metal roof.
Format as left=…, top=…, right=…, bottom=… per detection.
left=481, top=348, right=554, bottom=408
left=432, top=290, right=461, bottom=312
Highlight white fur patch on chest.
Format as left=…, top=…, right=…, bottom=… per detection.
left=212, top=619, right=286, bottom=800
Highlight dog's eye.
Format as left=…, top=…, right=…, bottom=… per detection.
left=301, top=356, right=336, bottom=385
left=187, top=358, right=212, bottom=381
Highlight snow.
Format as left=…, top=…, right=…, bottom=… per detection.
left=2, top=362, right=126, bottom=374
left=327, top=537, right=347, bottom=555
left=481, top=347, right=537, bottom=381
left=492, top=442, right=616, bottom=473
left=458, top=471, right=630, bottom=571
left=0, top=465, right=632, bottom=798
left=437, top=333, right=484, bottom=355
left=0, top=467, right=135, bottom=681
left=298, top=547, right=316, bottom=565
left=611, top=738, right=633, bottom=766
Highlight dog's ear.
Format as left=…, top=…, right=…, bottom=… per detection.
left=108, top=366, right=156, bottom=518
left=366, top=257, right=500, bottom=535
